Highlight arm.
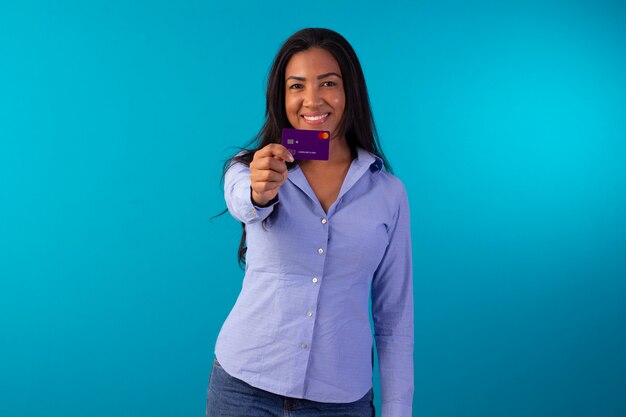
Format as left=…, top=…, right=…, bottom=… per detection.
left=371, top=183, right=414, bottom=417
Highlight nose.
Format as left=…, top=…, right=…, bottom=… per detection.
left=303, top=85, right=322, bottom=107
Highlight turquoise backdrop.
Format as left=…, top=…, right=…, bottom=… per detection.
left=1, top=0, right=625, bottom=416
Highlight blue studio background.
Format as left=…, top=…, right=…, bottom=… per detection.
left=1, top=0, right=625, bottom=416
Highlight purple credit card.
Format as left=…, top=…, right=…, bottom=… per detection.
left=281, top=128, right=330, bottom=161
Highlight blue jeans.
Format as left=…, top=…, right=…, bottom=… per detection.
left=206, top=358, right=375, bottom=417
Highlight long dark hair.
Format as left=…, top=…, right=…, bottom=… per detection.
left=223, top=28, right=392, bottom=266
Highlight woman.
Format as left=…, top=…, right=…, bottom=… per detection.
left=207, top=28, right=413, bottom=417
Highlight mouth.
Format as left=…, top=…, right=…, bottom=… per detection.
left=301, top=112, right=330, bottom=125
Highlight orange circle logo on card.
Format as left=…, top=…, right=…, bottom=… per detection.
left=319, top=132, right=329, bottom=139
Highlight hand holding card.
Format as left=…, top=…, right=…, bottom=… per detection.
left=249, top=143, right=293, bottom=207
left=281, top=128, right=330, bottom=161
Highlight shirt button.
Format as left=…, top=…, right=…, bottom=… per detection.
left=318, top=248, right=324, bottom=254
left=306, top=311, right=313, bottom=317
left=321, top=218, right=327, bottom=224
left=312, top=277, right=318, bottom=283
left=301, top=343, right=308, bottom=349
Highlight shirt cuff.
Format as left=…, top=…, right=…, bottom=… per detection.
left=243, top=187, right=278, bottom=222
left=381, top=401, right=413, bottom=417
left=252, top=189, right=279, bottom=209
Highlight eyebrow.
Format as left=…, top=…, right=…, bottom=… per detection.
left=286, top=72, right=342, bottom=82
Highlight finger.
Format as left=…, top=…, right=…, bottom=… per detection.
left=253, top=181, right=281, bottom=193
left=250, top=157, right=287, bottom=174
left=254, top=143, right=294, bottom=162
left=252, top=157, right=288, bottom=173
left=250, top=169, right=284, bottom=184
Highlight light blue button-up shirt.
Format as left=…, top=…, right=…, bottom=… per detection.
left=215, top=147, right=414, bottom=417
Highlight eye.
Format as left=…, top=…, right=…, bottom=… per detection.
left=321, top=81, right=337, bottom=87
left=289, top=83, right=303, bottom=89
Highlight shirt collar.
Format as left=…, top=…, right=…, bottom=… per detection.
left=286, top=147, right=384, bottom=214
left=355, top=147, right=384, bottom=173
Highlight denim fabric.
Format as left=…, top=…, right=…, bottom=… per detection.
left=207, top=359, right=375, bottom=417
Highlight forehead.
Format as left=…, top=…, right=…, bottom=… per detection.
left=285, top=47, right=341, bottom=76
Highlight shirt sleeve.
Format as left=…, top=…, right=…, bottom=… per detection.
left=224, top=159, right=279, bottom=224
left=371, top=182, right=414, bottom=417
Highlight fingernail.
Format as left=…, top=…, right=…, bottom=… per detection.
left=288, top=154, right=294, bottom=162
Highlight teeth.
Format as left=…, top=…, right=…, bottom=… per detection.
left=303, top=113, right=329, bottom=121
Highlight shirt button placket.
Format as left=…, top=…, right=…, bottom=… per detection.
left=317, top=217, right=328, bottom=254
left=304, top=216, right=326, bottom=357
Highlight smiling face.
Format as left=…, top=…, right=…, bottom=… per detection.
left=284, top=47, right=346, bottom=140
